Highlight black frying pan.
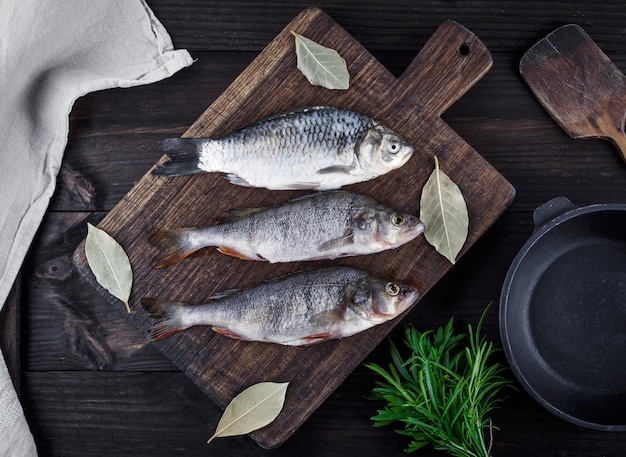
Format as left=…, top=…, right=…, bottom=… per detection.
left=500, top=197, right=626, bottom=430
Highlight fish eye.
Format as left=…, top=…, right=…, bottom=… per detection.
left=391, top=213, right=405, bottom=226
left=388, top=142, right=400, bottom=154
left=386, top=282, right=400, bottom=296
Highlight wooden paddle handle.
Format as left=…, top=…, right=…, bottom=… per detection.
left=604, top=87, right=626, bottom=162
left=594, top=69, right=626, bottom=163
left=592, top=84, right=626, bottom=163
left=397, top=20, right=493, bottom=117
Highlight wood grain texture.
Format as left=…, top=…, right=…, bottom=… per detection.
left=72, top=8, right=513, bottom=448
left=14, top=1, right=626, bottom=456
left=520, top=24, right=626, bottom=162
left=21, top=370, right=626, bottom=457
left=58, top=51, right=626, bottom=212
left=21, top=209, right=176, bottom=373
left=147, top=0, right=626, bottom=54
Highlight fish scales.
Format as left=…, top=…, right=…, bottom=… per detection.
left=188, top=267, right=365, bottom=335
left=151, top=190, right=424, bottom=267
left=153, top=106, right=414, bottom=190
left=142, top=266, right=420, bottom=345
left=203, top=108, right=371, bottom=175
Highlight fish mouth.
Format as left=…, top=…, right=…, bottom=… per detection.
left=411, top=219, right=425, bottom=234
left=398, top=288, right=420, bottom=312
left=399, top=145, right=414, bottom=162
left=381, top=215, right=425, bottom=242
left=393, top=222, right=425, bottom=245
left=375, top=287, right=420, bottom=319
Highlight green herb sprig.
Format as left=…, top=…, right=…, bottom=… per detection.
left=366, top=307, right=513, bottom=457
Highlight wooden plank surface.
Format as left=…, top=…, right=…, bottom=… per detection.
left=72, top=8, right=513, bottom=448
left=16, top=2, right=626, bottom=454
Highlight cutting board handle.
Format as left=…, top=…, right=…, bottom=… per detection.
left=397, top=20, right=493, bottom=116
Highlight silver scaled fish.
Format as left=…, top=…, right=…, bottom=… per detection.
left=142, top=266, right=419, bottom=345
left=151, top=190, right=424, bottom=268
left=152, top=106, right=414, bottom=190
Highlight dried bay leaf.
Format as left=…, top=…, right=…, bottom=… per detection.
left=85, top=223, right=133, bottom=312
left=207, top=382, right=289, bottom=444
left=420, top=156, right=469, bottom=264
left=292, top=31, right=349, bottom=90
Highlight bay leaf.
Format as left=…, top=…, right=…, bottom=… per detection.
left=85, top=223, right=133, bottom=313
left=207, top=382, right=289, bottom=444
left=419, top=156, right=469, bottom=264
left=292, top=31, right=349, bottom=90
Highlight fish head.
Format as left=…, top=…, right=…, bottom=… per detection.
left=346, top=278, right=419, bottom=323
left=351, top=206, right=424, bottom=250
left=350, top=204, right=424, bottom=246
left=375, top=210, right=425, bottom=248
left=357, top=124, right=413, bottom=174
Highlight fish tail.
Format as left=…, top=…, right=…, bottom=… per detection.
left=153, top=138, right=205, bottom=176
left=141, top=297, right=187, bottom=341
left=150, top=229, right=197, bottom=268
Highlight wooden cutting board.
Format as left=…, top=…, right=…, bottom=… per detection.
left=74, top=7, right=514, bottom=449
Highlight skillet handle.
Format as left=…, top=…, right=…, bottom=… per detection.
left=533, top=196, right=577, bottom=228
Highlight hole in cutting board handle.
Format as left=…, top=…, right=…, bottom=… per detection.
left=459, top=43, right=470, bottom=56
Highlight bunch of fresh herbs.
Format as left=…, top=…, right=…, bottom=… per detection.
left=366, top=308, right=513, bottom=457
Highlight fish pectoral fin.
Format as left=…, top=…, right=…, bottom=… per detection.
left=318, top=230, right=354, bottom=252
left=213, top=327, right=245, bottom=340
left=303, top=332, right=333, bottom=345
left=217, top=246, right=257, bottom=261
left=341, top=285, right=375, bottom=321
left=346, top=301, right=373, bottom=321
left=316, top=165, right=354, bottom=175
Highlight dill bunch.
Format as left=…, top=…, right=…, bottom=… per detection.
left=366, top=308, right=513, bottom=457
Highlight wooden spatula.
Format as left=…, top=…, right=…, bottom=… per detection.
left=520, top=24, right=626, bottom=163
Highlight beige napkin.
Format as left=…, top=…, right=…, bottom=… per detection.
left=0, top=1, right=193, bottom=455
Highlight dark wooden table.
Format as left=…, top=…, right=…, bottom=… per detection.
left=4, top=1, right=626, bottom=456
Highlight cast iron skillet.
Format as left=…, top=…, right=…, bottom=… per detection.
left=500, top=197, right=626, bottom=430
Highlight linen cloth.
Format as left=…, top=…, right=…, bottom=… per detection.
left=0, top=1, right=193, bottom=455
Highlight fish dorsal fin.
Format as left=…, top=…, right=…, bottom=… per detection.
left=288, top=190, right=346, bottom=203
left=208, top=288, right=240, bottom=300
left=225, top=206, right=266, bottom=219
left=286, top=191, right=326, bottom=203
